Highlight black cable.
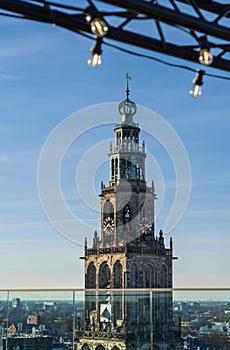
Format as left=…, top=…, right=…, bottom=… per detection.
left=205, top=72, right=230, bottom=80
left=0, top=8, right=229, bottom=81
left=77, top=30, right=230, bottom=81
left=104, top=39, right=197, bottom=73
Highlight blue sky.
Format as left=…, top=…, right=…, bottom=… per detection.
left=0, top=13, right=229, bottom=290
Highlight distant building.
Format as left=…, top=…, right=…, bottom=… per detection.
left=27, top=315, right=41, bottom=325
left=77, top=76, right=181, bottom=350
left=43, top=301, right=57, bottom=310
left=12, top=298, right=20, bottom=308
left=7, top=324, right=17, bottom=335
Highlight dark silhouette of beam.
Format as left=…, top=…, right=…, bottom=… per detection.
left=0, top=0, right=229, bottom=72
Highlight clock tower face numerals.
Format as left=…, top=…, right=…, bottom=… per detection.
left=103, top=217, right=115, bottom=234
left=139, top=217, right=152, bottom=234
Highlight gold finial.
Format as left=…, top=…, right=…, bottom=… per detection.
left=125, top=73, right=131, bottom=100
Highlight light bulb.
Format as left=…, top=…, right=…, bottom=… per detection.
left=87, top=53, right=102, bottom=69
left=189, top=69, right=205, bottom=99
left=87, top=37, right=103, bottom=69
left=90, top=18, right=108, bottom=37
left=86, top=8, right=108, bottom=37
left=189, top=85, right=202, bottom=98
left=86, top=14, right=91, bottom=23
left=199, top=48, right=213, bottom=66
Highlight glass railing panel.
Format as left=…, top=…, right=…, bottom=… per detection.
left=0, top=289, right=229, bottom=350
left=173, top=289, right=230, bottom=350
left=0, top=291, right=9, bottom=342
left=0, top=290, right=74, bottom=350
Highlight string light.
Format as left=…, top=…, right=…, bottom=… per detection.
left=87, top=38, right=102, bottom=69
left=78, top=30, right=230, bottom=96
left=86, top=8, right=108, bottom=38
left=0, top=4, right=229, bottom=96
left=199, top=36, right=213, bottom=66
left=189, top=70, right=205, bottom=98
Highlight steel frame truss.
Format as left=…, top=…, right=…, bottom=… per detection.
left=0, top=0, right=229, bottom=72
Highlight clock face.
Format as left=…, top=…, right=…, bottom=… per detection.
left=139, top=217, right=152, bottom=234
left=103, top=217, right=115, bottom=234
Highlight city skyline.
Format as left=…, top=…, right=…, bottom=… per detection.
left=0, top=13, right=229, bottom=289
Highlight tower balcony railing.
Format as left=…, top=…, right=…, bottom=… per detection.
left=86, top=246, right=172, bottom=256
left=0, top=288, right=229, bottom=350
left=110, top=142, right=145, bottom=154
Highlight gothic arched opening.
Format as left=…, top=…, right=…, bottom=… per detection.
left=111, top=346, right=120, bottom=350
left=113, top=260, right=123, bottom=288
left=131, top=263, right=139, bottom=288
left=99, top=262, right=111, bottom=288
left=145, top=264, right=153, bottom=288
left=95, top=346, right=106, bottom=350
left=86, top=262, right=96, bottom=289
left=111, top=159, right=114, bottom=180
left=103, top=200, right=114, bottom=219
left=160, top=264, right=168, bottom=288
left=81, top=344, right=90, bottom=350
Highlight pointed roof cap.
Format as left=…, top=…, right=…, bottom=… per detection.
left=118, top=73, right=137, bottom=123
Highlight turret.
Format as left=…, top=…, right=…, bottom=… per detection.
left=109, top=74, right=146, bottom=183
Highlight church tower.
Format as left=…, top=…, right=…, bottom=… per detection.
left=78, top=76, right=180, bottom=350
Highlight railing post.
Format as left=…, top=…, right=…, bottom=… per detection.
left=6, top=290, right=9, bottom=350
left=72, top=290, right=76, bottom=350
left=150, top=290, right=153, bottom=350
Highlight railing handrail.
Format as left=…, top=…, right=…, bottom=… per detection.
left=0, top=288, right=230, bottom=292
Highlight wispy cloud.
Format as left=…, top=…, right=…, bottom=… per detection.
left=0, top=221, right=48, bottom=228
left=0, top=240, right=22, bottom=244
left=0, top=73, right=28, bottom=81
left=0, top=155, right=11, bottom=163
left=185, top=208, right=230, bottom=219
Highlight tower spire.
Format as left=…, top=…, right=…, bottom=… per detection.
left=118, top=73, right=137, bottom=123
left=125, top=73, right=131, bottom=101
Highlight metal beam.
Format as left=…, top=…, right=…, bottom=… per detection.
left=0, top=0, right=229, bottom=72
left=105, top=27, right=230, bottom=72
left=98, top=0, right=230, bottom=41
left=176, top=0, right=230, bottom=20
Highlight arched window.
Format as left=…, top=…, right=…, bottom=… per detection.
left=113, top=261, right=123, bottom=288
left=111, top=159, right=114, bottom=179
left=115, top=158, right=118, bottom=178
left=99, top=262, right=111, bottom=288
left=131, top=263, right=138, bottom=288
left=82, top=344, right=90, bottom=350
left=103, top=201, right=114, bottom=219
left=160, top=264, right=168, bottom=288
left=120, top=159, right=125, bottom=178
left=86, top=263, right=96, bottom=289
left=112, top=346, right=120, bottom=350
left=145, top=264, right=153, bottom=288
left=95, top=346, right=106, bottom=350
